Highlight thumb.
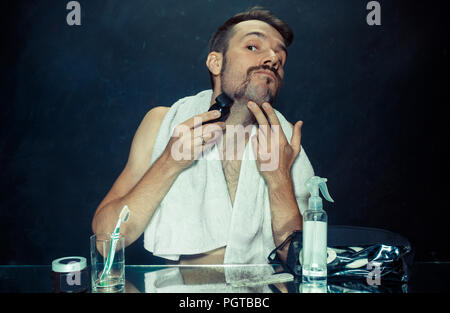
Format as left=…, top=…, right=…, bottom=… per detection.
left=290, top=121, right=303, bottom=154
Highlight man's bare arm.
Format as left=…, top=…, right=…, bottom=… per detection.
left=92, top=107, right=225, bottom=247
left=267, top=178, right=302, bottom=263
left=91, top=106, right=175, bottom=247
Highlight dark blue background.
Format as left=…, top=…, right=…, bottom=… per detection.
left=1, top=0, right=449, bottom=265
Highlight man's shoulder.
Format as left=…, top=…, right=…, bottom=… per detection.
left=144, top=106, right=170, bottom=121
left=139, top=106, right=170, bottom=130
left=129, top=106, right=170, bottom=164
left=134, top=106, right=170, bottom=144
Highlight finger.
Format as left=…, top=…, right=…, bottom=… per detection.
left=290, top=121, right=303, bottom=155
left=194, top=128, right=223, bottom=147
left=204, top=125, right=224, bottom=143
left=197, top=132, right=222, bottom=156
left=201, top=121, right=226, bottom=134
left=247, top=101, right=270, bottom=134
left=251, top=134, right=259, bottom=159
left=184, top=110, right=221, bottom=129
left=257, top=128, right=273, bottom=162
left=189, top=120, right=224, bottom=149
left=257, top=126, right=269, bottom=152
left=261, top=102, right=281, bottom=126
left=202, top=136, right=219, bottom=152
left=261, top=102, right=290, bottom=147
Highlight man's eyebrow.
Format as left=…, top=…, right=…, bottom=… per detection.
left=241, top=31, right=266, bottom=41
left=241, top=31, right=287, bottom=56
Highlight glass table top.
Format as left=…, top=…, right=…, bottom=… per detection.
left=0, top=262, right=448, bottom=293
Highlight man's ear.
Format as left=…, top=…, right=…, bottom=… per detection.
left=206, top=52, right=223, bottom=76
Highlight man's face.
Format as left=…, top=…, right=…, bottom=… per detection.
left=219, top=20, right=287, bottom=105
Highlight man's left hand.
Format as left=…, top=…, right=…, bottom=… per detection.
left=247, top=101, right=303, bottom=189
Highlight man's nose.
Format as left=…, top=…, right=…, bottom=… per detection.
left=262, top=50, right=281, bottom=70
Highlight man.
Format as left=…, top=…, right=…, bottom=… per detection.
left=92, top=7, right=314, bottom=265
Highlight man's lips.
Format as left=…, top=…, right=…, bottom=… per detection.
left=254, top=70, right=277, bottom=82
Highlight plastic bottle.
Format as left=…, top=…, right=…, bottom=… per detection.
left=51, top=256, right=89, bottom=293
left=301, top=176, right=334, bottom=286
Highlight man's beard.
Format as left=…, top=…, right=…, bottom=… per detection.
left=220, top=57, right=282, bottom=106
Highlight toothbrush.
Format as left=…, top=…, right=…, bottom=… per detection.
left=99, top=205, right=130, bottom=282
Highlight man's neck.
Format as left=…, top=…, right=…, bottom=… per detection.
left=225, top=99, right=256, bottom=127
left=218, top=99, right=255, bottom=162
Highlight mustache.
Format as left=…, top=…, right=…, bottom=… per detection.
left=246, top=65, right=282, bottom=84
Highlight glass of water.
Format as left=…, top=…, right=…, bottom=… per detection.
left=90, top=233, right=125, bottom=293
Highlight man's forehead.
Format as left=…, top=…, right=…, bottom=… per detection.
left=231, top=20, right=285, bottom=44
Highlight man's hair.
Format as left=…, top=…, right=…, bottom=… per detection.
left=208, top=6, right=294, bottom=88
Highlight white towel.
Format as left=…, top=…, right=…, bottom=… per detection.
left=143, top=89, right=314, bottom=263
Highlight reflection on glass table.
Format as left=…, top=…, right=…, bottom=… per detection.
left=0, top=262, right=449, bottom=293
left=140, top=264, right=406, bottom=293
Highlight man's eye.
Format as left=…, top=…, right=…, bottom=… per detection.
left=247, top=45, right=257, bottom=51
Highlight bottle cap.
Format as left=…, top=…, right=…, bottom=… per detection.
left=305, top=176, right=334, bottom=210
left=52, top=256, right=87, bottom=273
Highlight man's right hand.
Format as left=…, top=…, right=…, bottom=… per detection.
left=92, top=107, right=226, bottom=248
left=162, top=110, right=226, bottom=171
